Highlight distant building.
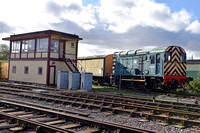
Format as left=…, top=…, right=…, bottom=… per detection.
left=2, top=30, right=82, bottom=85
left=186, top=60, right=200, bottom=79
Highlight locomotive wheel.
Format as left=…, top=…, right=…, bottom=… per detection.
left=155, top=79, right=163, bottom=91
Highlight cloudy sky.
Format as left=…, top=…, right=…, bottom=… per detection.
left=0, top=0, right=200, bottom=58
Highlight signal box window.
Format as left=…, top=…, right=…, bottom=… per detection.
left=11, top=41, right=20, bottom=53
left=22, top=39, right=35, bottom=53
left=12, top=66, right=16, bottom=73
left=71, top=43, right=75, bottom=48
left=24, top=66, right=29, bottom=74
left=37, top=38, right=48, bottom=52
left=51, top=39, right=59, bottom=52
left=165, top=52, right=171, bottom=62
left=150, top=55, right=155, bottom=64
left=38, top=67, right=43, bottom=75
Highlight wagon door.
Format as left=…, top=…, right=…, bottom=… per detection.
left=156, top=54, right=160, bottom=74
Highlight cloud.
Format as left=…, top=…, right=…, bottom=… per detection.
left=0, top=22, right=13, bottom=33
left=46, top=0, right=82, bottom=17
left=99, top=0, right=191, bottom=33
left=1, top=0, right=200, bottom=58
left=46, top=0, right=97, bottom=31
left=186, top=20, right=200, bottom=34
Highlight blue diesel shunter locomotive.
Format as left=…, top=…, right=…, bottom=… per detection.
left=111, top=46, right=187, bottom=89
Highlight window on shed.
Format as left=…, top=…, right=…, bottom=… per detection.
left=165, top=52, right=171, bottom=62
left=71, top=42, right=75, bottom=48
left=150, top=55, right=155, bottom=64
left=36, top=38, right=48, bottom=52
left=12, top=66, right=16, bottom=73
left=180, top=53, right=186, bottom=63
left=11, top=41, right=20, bottom=53
left=51, top=39, right=59, bottom=52
left=24, top=66, right=29, bottom=74
left=38, top=67, right=43, bottom=75
left=22, top=39, right=35, bottom=53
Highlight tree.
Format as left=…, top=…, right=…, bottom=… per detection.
left=0, top=44, right=9, bottom=61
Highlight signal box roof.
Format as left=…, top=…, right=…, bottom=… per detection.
left=2, top=30, right=82, bottom=41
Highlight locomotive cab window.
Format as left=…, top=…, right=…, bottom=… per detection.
left=143, top=55, right=147, bottom=61
left=180, top=53, right=186, bottom=63
left=165, top=52, right=171, bottom=62
left=150, top=55, right=155, bottom=64
left=156, top=54, right=160, bottom=63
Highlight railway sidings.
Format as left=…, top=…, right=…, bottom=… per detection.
left=0, top=82, right=200, bottom=132
left=0, top=96, right=155, bottom=133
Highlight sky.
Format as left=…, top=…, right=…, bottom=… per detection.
left=0, top=0, right=200, bottom=59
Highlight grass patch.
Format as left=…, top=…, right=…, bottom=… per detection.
left=92, top=85, right=144, bottom=96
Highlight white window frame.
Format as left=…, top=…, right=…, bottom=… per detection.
left=11, top=41, right=20, bottom=53
left=51, top=39, right=59, bottom=52
left=37, top=38, right=48, bottom=52
left=22, top=39, right=35, bottom=53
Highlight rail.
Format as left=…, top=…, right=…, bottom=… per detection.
left=0, top=98, right=156, bottom=133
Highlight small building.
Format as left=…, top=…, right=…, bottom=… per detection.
left=2, top=30, right=82, bottom=85
left=186, top=60, right=200, bottom=79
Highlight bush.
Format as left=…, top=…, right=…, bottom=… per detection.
left=190, top=74, right=200, bottom=89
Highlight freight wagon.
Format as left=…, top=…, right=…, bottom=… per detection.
left=78, top=54, right=113, bottom=84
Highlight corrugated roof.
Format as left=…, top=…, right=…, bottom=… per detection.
left=78, top=55, right=107, bottom=60
left=149, top=46, right=168, bottom=54
left=118, top=46, right=169, bottom=56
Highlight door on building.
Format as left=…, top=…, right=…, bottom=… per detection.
left=49, top=66, right=56, bottom=85
left=156, top=54, right=160, bottom=74
left=60, top=41, right=65, bottom=58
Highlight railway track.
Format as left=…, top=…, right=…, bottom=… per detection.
left=0, top=98, right=156, bottom=133
left=0, top=82, right=198, bottom=100
left=0, top=84, right=200, bottom=130
left=0, top=82, right=62, bottom=92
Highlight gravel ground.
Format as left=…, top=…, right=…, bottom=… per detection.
left=0, top=91, right=200, bottom=133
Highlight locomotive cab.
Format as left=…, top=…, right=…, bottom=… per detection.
left=163, top=46, right=187, bottom=87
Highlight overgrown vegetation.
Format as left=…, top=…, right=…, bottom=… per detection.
left=0, top=44, right=9, bottom=61
left=175, top=83, right=200, bottom=96
left=165, top=75, right=200, bottom=96
left=190, top=74, right=200, bottom=90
